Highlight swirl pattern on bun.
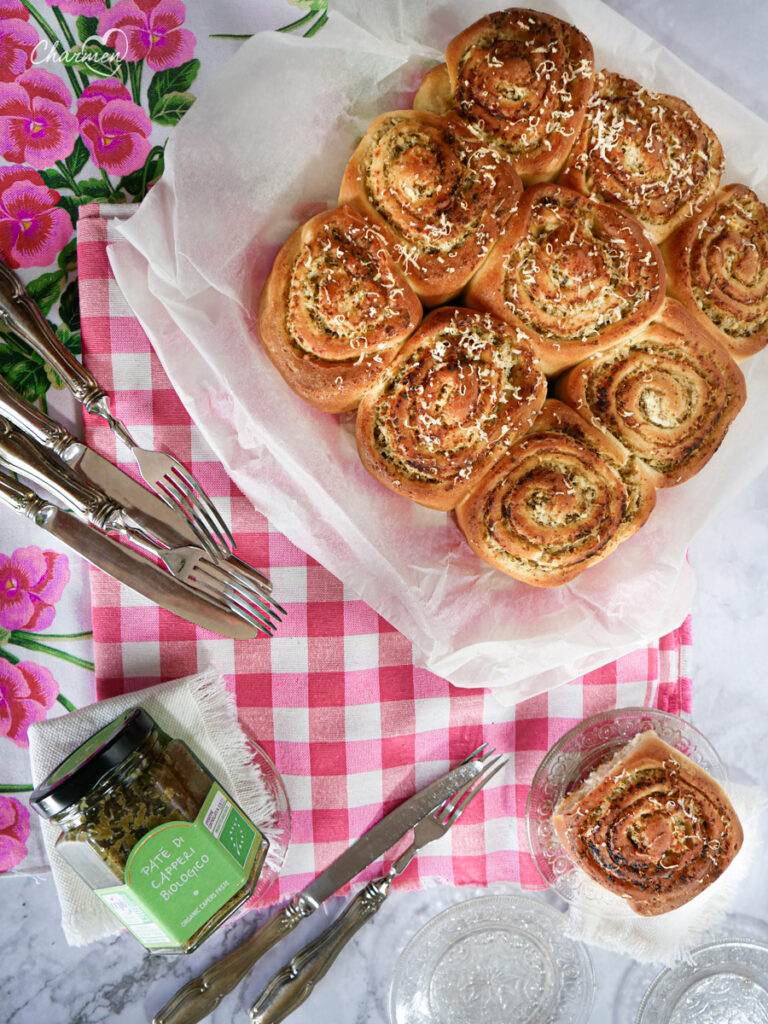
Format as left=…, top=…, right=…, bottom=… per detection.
left=455, top=400, right=648, bottom=587
left=355, top=307, right=546, bottom=510
left=339, top=110, right=522, bottom=306
left=664, top=183, right=768, bottom=361
left=556, top=299, right=746, bottom=487
left=464, top=183, right=666, bottom=375
left=414, top=8, right=594, bottom=184
left=256, top=205, right=422, bottom=413
left=559, top=71, right=724, bottom=243
left=552, top=730, right=744, bottom=915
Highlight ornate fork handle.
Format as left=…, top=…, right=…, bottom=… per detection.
left=249, top=879, right=392, bottom=1024
left=153, top=898, right=315, bottom=1024
left=0, top=262, right=107, bottom=412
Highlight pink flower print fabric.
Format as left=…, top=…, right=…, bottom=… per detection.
left=76, top=80, right=151, bottom=175
left=0, top=796, right=30, bottom=873
left=0, top=69, right=78, bottom=169
left=0, top=546, right=70, bottom=632
left=45, top=0, right=108, bottom=16
left=0, top=1, right=38, bottom=85
left=0, top=165, right=71, bottom=267
left=0, top=659, right=58, bottom=748
left=99, top=0, right=196, bottom=72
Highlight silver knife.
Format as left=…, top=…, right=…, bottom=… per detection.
left=0, top=375, right=271, bottom=591
left=152, top=749, right=490, bottom=1024
left=0, top=468, right=260, bottom=639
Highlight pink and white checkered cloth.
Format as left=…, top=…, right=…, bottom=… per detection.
left=76, top=203, right=693, bottom=902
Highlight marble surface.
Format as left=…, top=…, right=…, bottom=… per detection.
left=4, top=2, right=768, bottom=1022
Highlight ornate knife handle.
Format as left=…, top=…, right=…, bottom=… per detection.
left=249, top=879, right=391, bottom=1024
left=153, top=897, right=315, bottom=1024
left=0, top=375, right=80, bottom=460
left=0, top=466, right=49, bottom=522
left=0, top=261, right=107, bottom=411
left=0, top=419, right=123, bottom=530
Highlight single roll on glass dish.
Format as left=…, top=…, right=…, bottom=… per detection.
left=339, top=109, right=522, bottom=306
left=663, top=183, right=768, bottom=362
left=555, top=298, right=746, bottom=488
left=355, top=307, right=546, bottom=511
left=256, top=205, right=422, bottom=413
left=464, top=183, right=666, bottom=375
left=413, top=7, right=595, bottom=185
left=455, top=399, right=655, bottom=587
left=552, top=729, right=743, bottom=916
left=559, top=71, right=724, bottom=244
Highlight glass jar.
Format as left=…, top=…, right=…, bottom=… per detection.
left=30, top=708, right=269, bottom=954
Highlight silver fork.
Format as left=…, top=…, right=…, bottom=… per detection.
left=249, top=753, right=507, bottom=1024
left=0, top=260, right=235, bottom=561
left=124, top=532, right=284, bottom=636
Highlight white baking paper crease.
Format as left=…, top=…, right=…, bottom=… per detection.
left=107, top=0, right=768, bottom=705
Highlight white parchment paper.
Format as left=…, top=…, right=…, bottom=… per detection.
left=108, top=0, right=768, bottom=705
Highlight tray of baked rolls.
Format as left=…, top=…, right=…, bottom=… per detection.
left=110, top=0, right=768, bottom=702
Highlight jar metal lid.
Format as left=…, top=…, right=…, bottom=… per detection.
left=30, top=708, right=156, bottom=818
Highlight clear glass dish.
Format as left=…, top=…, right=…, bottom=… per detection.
left=613, top=914, right=768, bottom=1023
left=388, top=893, right=595, bottom=1024
left=524, top=707, right=727, bottom=916
left=635, top=938, right=768, bottom=1023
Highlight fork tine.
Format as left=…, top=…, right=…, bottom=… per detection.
left=188, top=575, right=274, bottom=636
left=195, top=561, right=286, bottom=614
left=159, top=472, right=232, bottom=559
left=191, top=569, right=278, bottom=633
left=178, top=571, right=272, bottom=634
left=444, top=758, right=507, bottom=826
left=194, top=569, right=281, bottom=631
left=460, top=742, right=490, bottom=766
left=168, top=463, right=237, bottom=553
left=436, top=755, right=504, bottom=822
left=150, top=477, right=224, bottom=561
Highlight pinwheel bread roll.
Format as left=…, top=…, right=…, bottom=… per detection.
left=355, top=307, right=546, bottom=511
left=414, top=8, right=594, bottom=184
left=256, top=205, right=422, bottom=413
left=339, top=110, right=522, bottom=307
left=464, top=183, right=666, bottom=375
left=552, top=730, right=743, bottom=915
left=556, top=299, right=747, bottom=488
left=559, top=71, right=724, bottom=244
left=663, top=183, right=768, bottom=361
left=455, top=400, right=652, bottom=587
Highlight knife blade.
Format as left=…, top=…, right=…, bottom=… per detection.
left=0, top=374, right=271, bottom=590
left=152, top=751, right=489, bottom=1024
left=0, top=468, right=260, bottom=640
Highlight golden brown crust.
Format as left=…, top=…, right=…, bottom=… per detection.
left=556, top=298, right=747, bottom=488
left=338, top=109, right=522, bottom=307
left=355, top=307, right=546, bottom=511
left=552, top=730, right=744, bottom=916
left=455, top=399, right=636, bottom=586
left=415, top=9, right=594, bottom=185
left=663, top=183, right=768, bottom=362
left=464, top=183, right=666, bottom=375
left=412, top=63, right=452, bottom=116
left=256, top=205, right=422, bottom=413
left=559, top=70, right=724, bottom=244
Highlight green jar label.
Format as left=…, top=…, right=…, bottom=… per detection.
left=95, top=784, right=265, bottom=949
